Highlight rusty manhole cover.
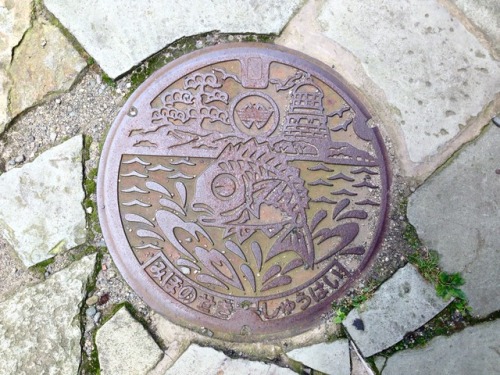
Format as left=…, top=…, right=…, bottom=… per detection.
left=98, top=43, right=389, bottom=341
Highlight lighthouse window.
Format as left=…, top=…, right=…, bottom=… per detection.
left=293, top=92, right=322, bottom=108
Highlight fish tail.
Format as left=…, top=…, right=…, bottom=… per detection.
left=265, top=220, right=315, bottom=268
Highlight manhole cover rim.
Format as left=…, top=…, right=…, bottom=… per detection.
left=97, top=42, right=390, bottom=342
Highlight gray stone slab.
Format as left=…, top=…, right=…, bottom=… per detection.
left=374, top=356, right=387, bottom=373
left=0, top=0, right=32, bottom=133
left=8, top=20, right=86, bottom=119
left=408, top=124, right=500, bottom=317
left=343, top=264, right=450, bottom=357
left=96, top=307, right=163, bottom=375
left=0, top=135, right=86, bottom=267
left=451, top=0, right=500, bottom=58
left=44, top=0, right=304, bottom=79
left=317, top=0, right=500, bottom=163
left=351, top=344, right=376, bottom=375
left=382, top=320, right=500, bottom=375
left=0, top=254, right=96, bottom=375
left=287, top=340, right=350, bottom=375
left=164, top=344, right=297, bottom=375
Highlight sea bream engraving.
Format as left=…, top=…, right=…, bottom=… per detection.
left=192, top=139, right=315, bottom=269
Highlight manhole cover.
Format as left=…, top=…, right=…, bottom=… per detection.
left=98, top=43, right=389, bottom=341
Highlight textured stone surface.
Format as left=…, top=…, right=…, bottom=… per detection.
left=96, top=307, right=163, bottom=375
left=0, top=254, right=96, bottom=375
left=408, top=125, right=500, bottom=317
left=343, top=264, right=450, bottom=357
left=9, top=20, right=86, bottom=118
left=382, top=320, right=500, bottom=375
left=287, top=340, right=350, bottom=375
left=317, top=0, right=500, bottom=163
left=350, top=345, right=374, bottom=375
left=44, top=0, right=304, bottom=78
left=0, top=0, right=32, bottom=133
left=451, top=0, right=500, bottom=58
left=164, top=344, right=296, bottom=375
left=0, top=135, right=86, bottom=267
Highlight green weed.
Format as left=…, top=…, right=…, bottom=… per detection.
left=332, top=287, right=375, bottom=324
left=409, top=250, right=468, bottom=310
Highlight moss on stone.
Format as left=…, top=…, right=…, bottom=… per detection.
left=28, top=256, right=55, bottom=277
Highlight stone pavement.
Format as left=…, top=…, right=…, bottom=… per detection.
left=0, top=0, right=498, bottom=374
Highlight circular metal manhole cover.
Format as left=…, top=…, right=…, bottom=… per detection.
left=98, top=43, right=389, bottom=341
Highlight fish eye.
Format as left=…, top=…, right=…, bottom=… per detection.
left=212, top=173, right=238, bottom=200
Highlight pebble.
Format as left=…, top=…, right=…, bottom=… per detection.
left=55, top=98, right=61, bottom=104
left=86, top=295, right=99, bottom=306
left=98, top=293, right=110, bottom=305
left=107, top=270, right=116, bottom=279
left=86, top=206, right=93, bottom=214
left=14, top=155, right=25, bottom=163
left=49, top=132, right=57, bottom=142
left=180, top=266, right=190, bottom=275
left=196, top=40, right=204, bottom=49
left=94, top=312, right=101, bottom=323
left=86, top=306, right=97, bottom=317
left=492, top=116, right=500, bottom=127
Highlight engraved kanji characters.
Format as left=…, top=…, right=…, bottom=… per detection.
left=197, top=294, right=216, bottom=314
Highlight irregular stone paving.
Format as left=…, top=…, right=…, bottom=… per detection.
left=164, top=344, right=296, bottom=375
left=44, top=0, right=305, bottom=78
left=351, top=346, right=375, bottom=375
left=0, top=0, right=498, bottom=373
left=96, top=307, right=163, bottom=375
left=8, top=20, right=86, bottom=120
left=408, top=124, right=500, bottom=317
left=343, top=264, right=450, bottom=357
left=0, top=135, right=86, bottom=267
left=286, top=340, right=350, bottom=375
left=381, top=320, right=500, bottom=375
left=0, top=1, right=86, bottom=135
left=0, top=254, right=96, bottom=375
left=0, top=0, right=32, bottom=133
left=450, top=0, right=500, bottom=58
left=317, top=0, right=500, bottom=164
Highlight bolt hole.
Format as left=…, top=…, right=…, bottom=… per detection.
left=128, top=106, right=138, bottom=117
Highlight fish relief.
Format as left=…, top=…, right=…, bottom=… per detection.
left=99, top=44, right=389, bottom=340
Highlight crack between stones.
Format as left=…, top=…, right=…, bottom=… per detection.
left=77, top=253, right=102, bottom=374
left=276, top=0, right=312, bottom=36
